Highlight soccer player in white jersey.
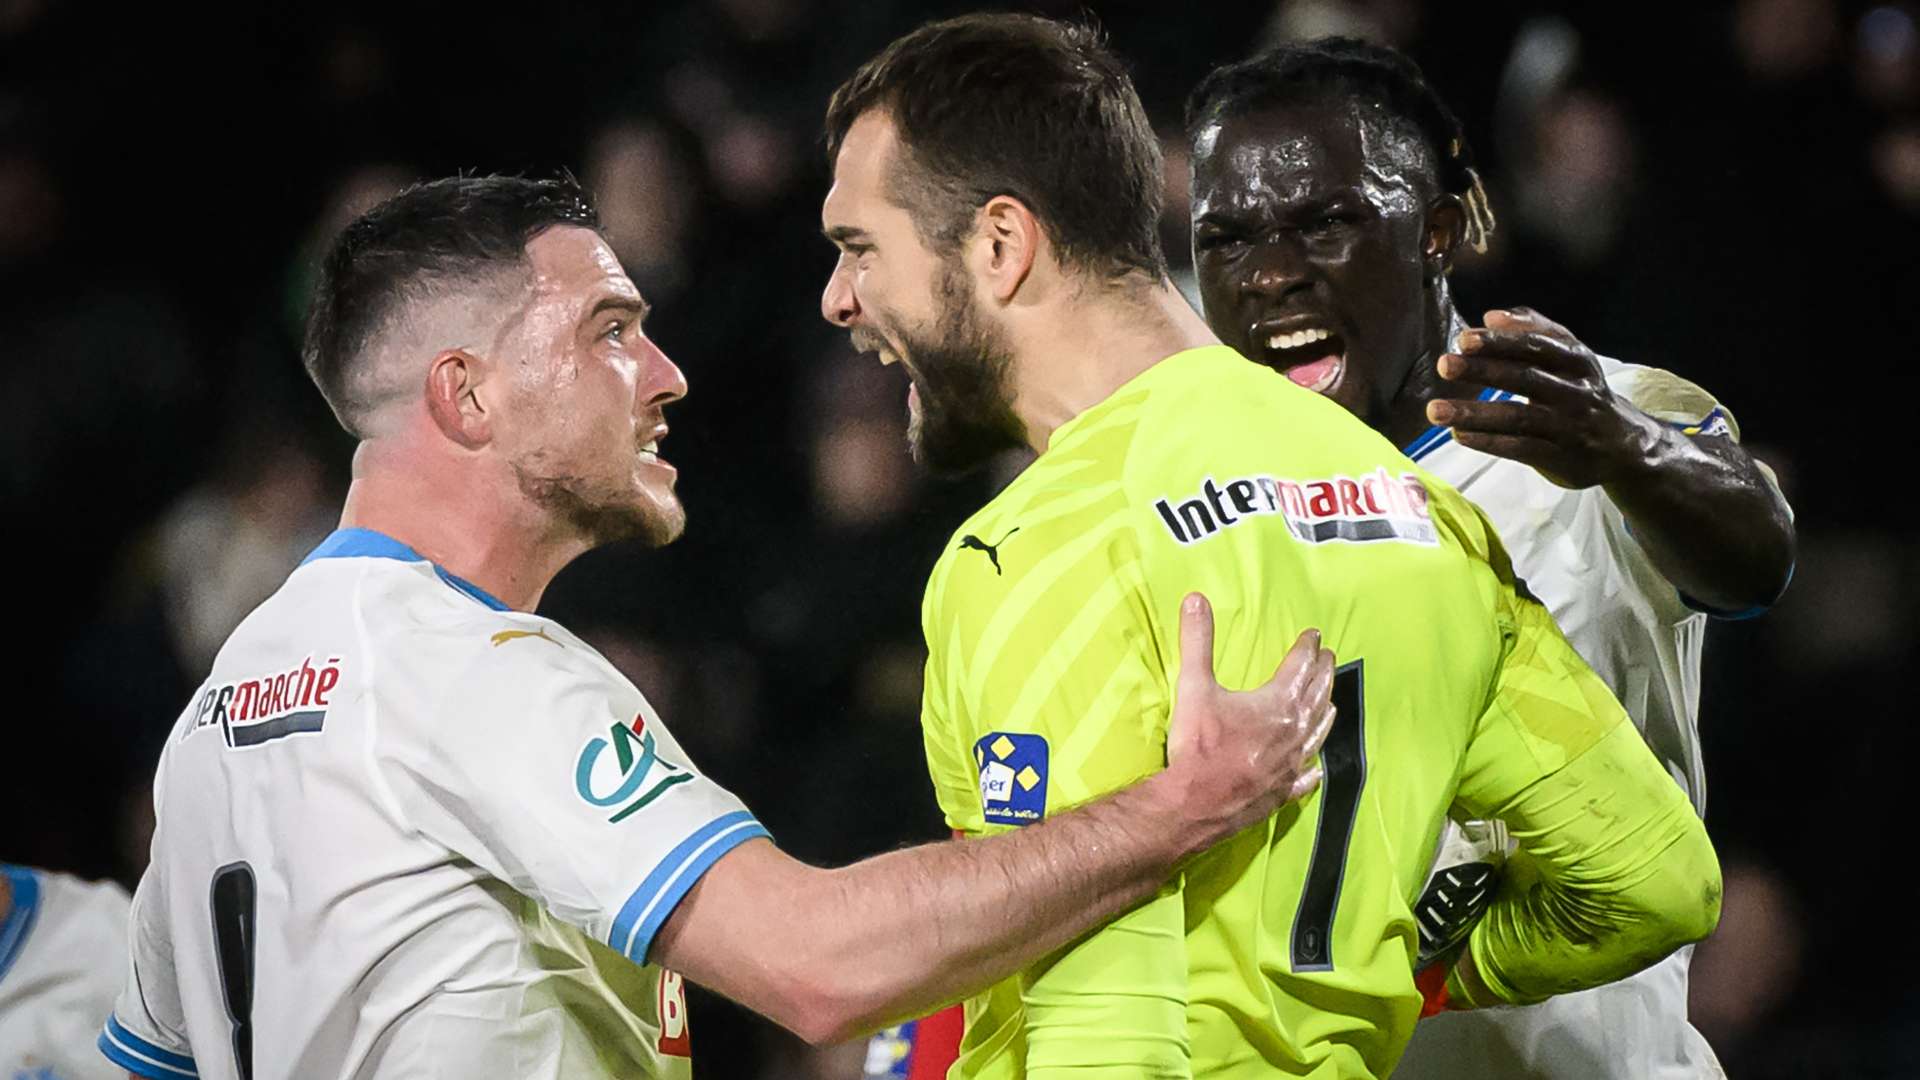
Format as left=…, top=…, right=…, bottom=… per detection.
left=1186, top=38, right=1794, bottom=1080
left=100, top=174, right=1340, bottom=1080
left=2, top=864, right=130, bottom=1080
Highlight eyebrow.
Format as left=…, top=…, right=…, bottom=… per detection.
left=823, top=224, right=872, bottom=246
left=1195, top=189, right=1355, bottom=226
left=587, top=295, right=650, bottom=323
left=1192, top=208, right=1248, bottom=227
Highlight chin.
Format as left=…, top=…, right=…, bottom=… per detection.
left=630, top=489, right=687, bottom=548
left=1326, top=382, right=1371, bottom=422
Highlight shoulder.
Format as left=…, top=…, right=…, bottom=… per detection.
left=1127, top=346, right=1317, bottom=440
left=283, top=558, right=631, bottom=743
left=1122, top=347, right=1380, bottom=492
left=35, top=868, right=131, bottom=935
left=1600, top=358, right=1740, bottom=440
left=429, top=615, right=631, bottom=725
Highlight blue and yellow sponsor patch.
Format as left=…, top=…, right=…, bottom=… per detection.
left=975, top=731, right=1049, bottom=825
left=862, top=1022, right=915, bottom=1078
left=1675, top=406, right=1733, bottom=438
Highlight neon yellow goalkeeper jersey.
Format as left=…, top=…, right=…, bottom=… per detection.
left=918, top=346, right=1712, bottom=1079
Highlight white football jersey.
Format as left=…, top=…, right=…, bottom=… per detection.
left=101, top=529, right=769, bottom=1080
left=1, top=865, right=130, bottom=1080
left=1395, top=360, right=1771, bottom=1080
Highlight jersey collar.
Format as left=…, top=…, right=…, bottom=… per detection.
left=301, top=528, right=512, bottom=612
left=0, top=864, right=43, bottom=988
left=1401, top=387, right=1515, bottom=463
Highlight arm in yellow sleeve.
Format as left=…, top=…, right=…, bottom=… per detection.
left=1448, top=589, right=1722, bottom=1008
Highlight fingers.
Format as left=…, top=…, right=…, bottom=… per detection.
left=1435, top=354, right=1586, bottom=404
left=1425, top=399, right=1561, bottom=439
left=1449, top=429, right=1564, bottom=469
left=1301, top=684, right=1336, bottom=761
left=1483, top=306, right=1575, bottom=344
left=1286, top=764, right=1326, bottom=804
left=1299, top=644, right=1335, bottom=717
left=1453, top=325, right=1593, bottom=379
left=1268, top=630, right=1335, bottom=722
left=1177, top=592, right=1216, bottom=691
left=1271, top=626, right=1323, bottom=692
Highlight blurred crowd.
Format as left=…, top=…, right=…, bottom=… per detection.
left=3, top=0, right=1915, bottom=1075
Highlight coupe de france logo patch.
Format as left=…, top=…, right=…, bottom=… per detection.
left=574, top=714, right=693, bottom=823
left=975, top=731, right=1048, bottom=826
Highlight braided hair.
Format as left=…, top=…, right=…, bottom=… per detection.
left=1185, top=37, right=1495, bottom=253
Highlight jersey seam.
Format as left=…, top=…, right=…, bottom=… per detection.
left=1113, top=387, right=1173, bottom=693
left=352, top=560, right=413, bottom=834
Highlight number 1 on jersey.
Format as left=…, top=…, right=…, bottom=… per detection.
left=210, top=861, right=257, bottom=1080
left=1291, top=659, right=1366, bottom=972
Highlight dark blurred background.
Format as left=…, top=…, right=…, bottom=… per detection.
left=3, top=0, right=1914, bottom=1075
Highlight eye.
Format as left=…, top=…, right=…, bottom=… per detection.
left=1194, top=229, right=1247, bottom=255
left=602, top=320, right=627, bottom=343
left=1304, top=212, right=1359, bottom=235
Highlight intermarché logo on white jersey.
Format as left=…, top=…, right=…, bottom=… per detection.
left=187, top=655, right=345, bottom=749
left=1154, top=467, right=1438, bottom=547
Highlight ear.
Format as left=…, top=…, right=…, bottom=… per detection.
left=973, top=194, right=1041, bottom=304
left=424, top=349, right=491, bottom=449
left=1423, top=194, right=1467, bottom=277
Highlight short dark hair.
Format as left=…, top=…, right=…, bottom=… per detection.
left=824, top=13, right=1167, bottom=280
left=1185, top=37, right=1494, bottom=250
left=301, top=174, right=600, bottom=437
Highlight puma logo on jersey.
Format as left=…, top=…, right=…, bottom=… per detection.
left=1154, top=467, right=1436, bottom=548
left=491, top=627, right=560, bottom=648
left=958, top=527, right=1020, bottom=575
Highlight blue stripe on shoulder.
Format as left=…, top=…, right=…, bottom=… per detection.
left=300, top=527, right=511, bottom=611
left=609, top=810, right=770, bottom=964
left=0, top=864, right=42, bottom=986
left=1403, top=388, right=1510, bottom=462
left=100, top=1014, right=198, bottom=1077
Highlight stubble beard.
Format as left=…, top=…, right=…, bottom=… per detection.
left=512, top=454, right=686, bottom=550
left=901, top=261, right=1025, bottom=476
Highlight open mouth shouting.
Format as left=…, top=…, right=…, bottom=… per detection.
left=1251, top=320, right=1346, bottom=395
left=637, top=425, right=673, bottom=474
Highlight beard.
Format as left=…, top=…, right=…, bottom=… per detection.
left=897, top=261, right=1025, bottom=476
left=512, top=453, right=686, bottom=550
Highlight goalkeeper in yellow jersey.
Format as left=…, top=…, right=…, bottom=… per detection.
left=820, top=14, right=1720, bottom=1080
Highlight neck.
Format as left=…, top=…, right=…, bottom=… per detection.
left=1008, top=277, right=1218, bottom=452
left=1383, top=294, right=1475, bottom=449
left=0, top=870, right=11, bottom=924
left=337, top=439, right=588, bottom=612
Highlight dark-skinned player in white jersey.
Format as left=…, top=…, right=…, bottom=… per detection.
left=1184, top=37, right=1794, bottom=1080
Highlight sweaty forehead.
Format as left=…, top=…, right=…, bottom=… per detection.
left=1193, top=100, right=1433, bottom=217
left=525, top=225, right=639, bottom=305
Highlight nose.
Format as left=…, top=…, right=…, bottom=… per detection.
left=1242, top=237, right=1313, bottom=305
left=637, top=336, right=688, bottom=409
left=821, top=259, right=860, bottom=328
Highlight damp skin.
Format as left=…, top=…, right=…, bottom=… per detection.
left=1352, top=101, right=1425, bottom=219
left=1190, top=104, right=1427, bottom=234
left=1190, top=101, right=1442, bottom=431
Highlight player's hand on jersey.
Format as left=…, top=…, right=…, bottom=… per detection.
left=1163, top=592, right=1336, bottom=847
left=1426, top=307, right=1665, bottom=489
